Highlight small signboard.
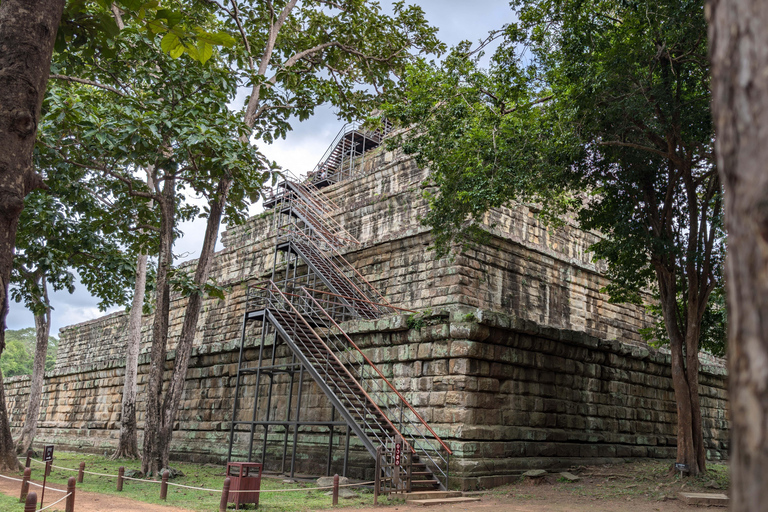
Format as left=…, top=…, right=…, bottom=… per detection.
left=43, top=445, right=54, bottom=462
left=675, top=463, right=690, bottom=473
left=393, top=441, right=402, bottom=467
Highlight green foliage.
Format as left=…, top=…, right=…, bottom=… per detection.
left=0, top=329, right=58, bottom=378
left=406, top=314, right=424, bottom=330
left=385, top=0, right=724, bottom=352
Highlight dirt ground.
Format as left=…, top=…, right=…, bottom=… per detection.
left=0, top=473, right=192, bottom=512
left=0, top=459, right=729, bottom=512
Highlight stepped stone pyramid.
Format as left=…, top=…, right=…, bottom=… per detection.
left=4, top=124, right=729, bottom=489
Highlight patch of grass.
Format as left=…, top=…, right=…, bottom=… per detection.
left=19, top=450, right=381, bottom=512
left=0, top=489, right=21, bottom=509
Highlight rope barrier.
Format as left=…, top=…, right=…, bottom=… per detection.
left=27, top=458, right=375, bottom=495
left=39, top=492, right=71, bottom=511
left=28, top=480, right=67, bottom=493
left=0, top=473, right=23, bottom=483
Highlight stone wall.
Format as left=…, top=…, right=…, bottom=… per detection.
left=5, top=309, right=728, bottom=489
left=52, top=144, right=652, bottom=372
left=12, top=136, right=729, bottom=489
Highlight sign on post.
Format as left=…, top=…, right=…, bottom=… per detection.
left=41, top=445, right=54, bottom=509
left=43, top=445, right=54, bottom=462
left=393, top=441, right=402, bottom=467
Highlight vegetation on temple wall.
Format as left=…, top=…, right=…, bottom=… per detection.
left=385, top=0, right=722, bottom=476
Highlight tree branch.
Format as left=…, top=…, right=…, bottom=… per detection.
left=50, top=74, right=126, bottom=96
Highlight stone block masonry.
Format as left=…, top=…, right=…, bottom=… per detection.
left=5, top=309, right=728, bottom=490
left=6, top=140, right=729, bottom=489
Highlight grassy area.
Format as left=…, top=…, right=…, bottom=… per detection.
left=0, top=487, right=22, bottom=510
left=16, top=450, right=384, bottom=512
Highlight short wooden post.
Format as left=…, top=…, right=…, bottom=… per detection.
left=78, top=461, right=85, bottom=483
left=25, top=450, right=32, bottom=469
left=117, top=466, right=124, bottom=491
left=19, top=467, right=31, bottom=502
left=45, top=460, right=51, bottom=477
left=160, top=470, right=169, bottom=500
left=219, top=477, right=231, bottom=512
left=24, top=492, right=37, bottom=512
left=65, top=476, right=76, bottom=512
left=332, top=473, right=339, bottom=506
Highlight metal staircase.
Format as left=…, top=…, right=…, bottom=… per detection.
left=228, top=120, right=451, bottom=490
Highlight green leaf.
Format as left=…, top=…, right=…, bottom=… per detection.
left=160, top=32, right=181, bottom=54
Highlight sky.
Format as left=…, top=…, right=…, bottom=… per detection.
left=6, top=0, right=515, bottom=336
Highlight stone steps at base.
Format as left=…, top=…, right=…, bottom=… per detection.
left=404, top=491, right=462, bottom=501
left=407, top=497, right=481, bottom=507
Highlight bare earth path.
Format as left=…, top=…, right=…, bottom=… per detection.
left=0, top=472, right=193, bottom=512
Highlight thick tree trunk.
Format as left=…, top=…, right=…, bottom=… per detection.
left=708, top=1, right=768, bottom=508
left=0, top=0, right=65, bottom=472
left=113, top=253, right=147, bottom=460
left=155, top=178, right=231, bottom=468
left=15, top=276, right=50, bottom=455
left=142, top=177, right=175, bottom=476
left=657, top=269, right=707, bottom=476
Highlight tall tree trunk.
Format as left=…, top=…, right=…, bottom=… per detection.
left=708, top=0, right=768, bottom=508
left=113, top=253, right=148, bottom=460
left=142, top=176, right=175, bottom=476
left=114, top=170, right=153, bottom=460
left=156, top=178, right=232, bottom=468
left=0, top=0, right=65, bottom=472
left=15, top=275, right=50, bottom=455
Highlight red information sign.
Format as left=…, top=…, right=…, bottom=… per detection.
left=394, top=442, right=402, bottom=467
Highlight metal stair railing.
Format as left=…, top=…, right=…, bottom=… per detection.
left=277, top=223, right=391, bottom=313
left=297, top=289, right=452, bottom=490
left=306, top=120, right=392, bottom=186
left=248, top=282, right=403, bottom=454
left=247, top=282, right=452, bottom=490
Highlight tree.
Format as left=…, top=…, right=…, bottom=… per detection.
left=0, top=329, right=57, bottom=378
left=385, top=0, right=722, bottom=475
left=708, top=0, right=768, bottom=508
left=10, top=170, right=136, bottom=455
left=0, top=0, right=67, bottom=472
left=0, top=0, right=227, bottom=473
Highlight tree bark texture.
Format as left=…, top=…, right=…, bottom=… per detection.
left=142, top=177, right=175, bottom=476
left=0, top=0, right=65, bottom=472
left=15, top=276, right=50, bottom=455
left=156, top=178, right=232, bottom=468
left=708, top=0, right=768, bottom=508
left=113, top=253, right=147, bottom=460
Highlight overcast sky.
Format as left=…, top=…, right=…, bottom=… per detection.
left=6, top=0, right=514, bottom=336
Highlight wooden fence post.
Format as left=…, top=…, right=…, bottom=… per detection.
left=65, top=476, right=76, bottom=512
left=19, top=467, right=31, bottom=503
left=24, top=492, right=37, bottom=512
left=25, top=450, right=31, bottom=469
left=219, top=477, right=231, bottom=512
left=332, top=473, right=339, bottom=506
left=160, top=470, right=169, bottom=500
left=117, top=466, right=124, bottom=491
left=78, top=461, right=85, bottom=483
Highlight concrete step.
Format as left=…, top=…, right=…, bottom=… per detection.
left=407, top=497, right=482, bottom=507
left=404, top=491, right=462, bottom=501
left=679, top=492, right=729, bottom=507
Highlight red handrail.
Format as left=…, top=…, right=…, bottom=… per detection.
left=302, top=288, right=453, bottom=455
left=266, top=282, right=413, bottom=453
